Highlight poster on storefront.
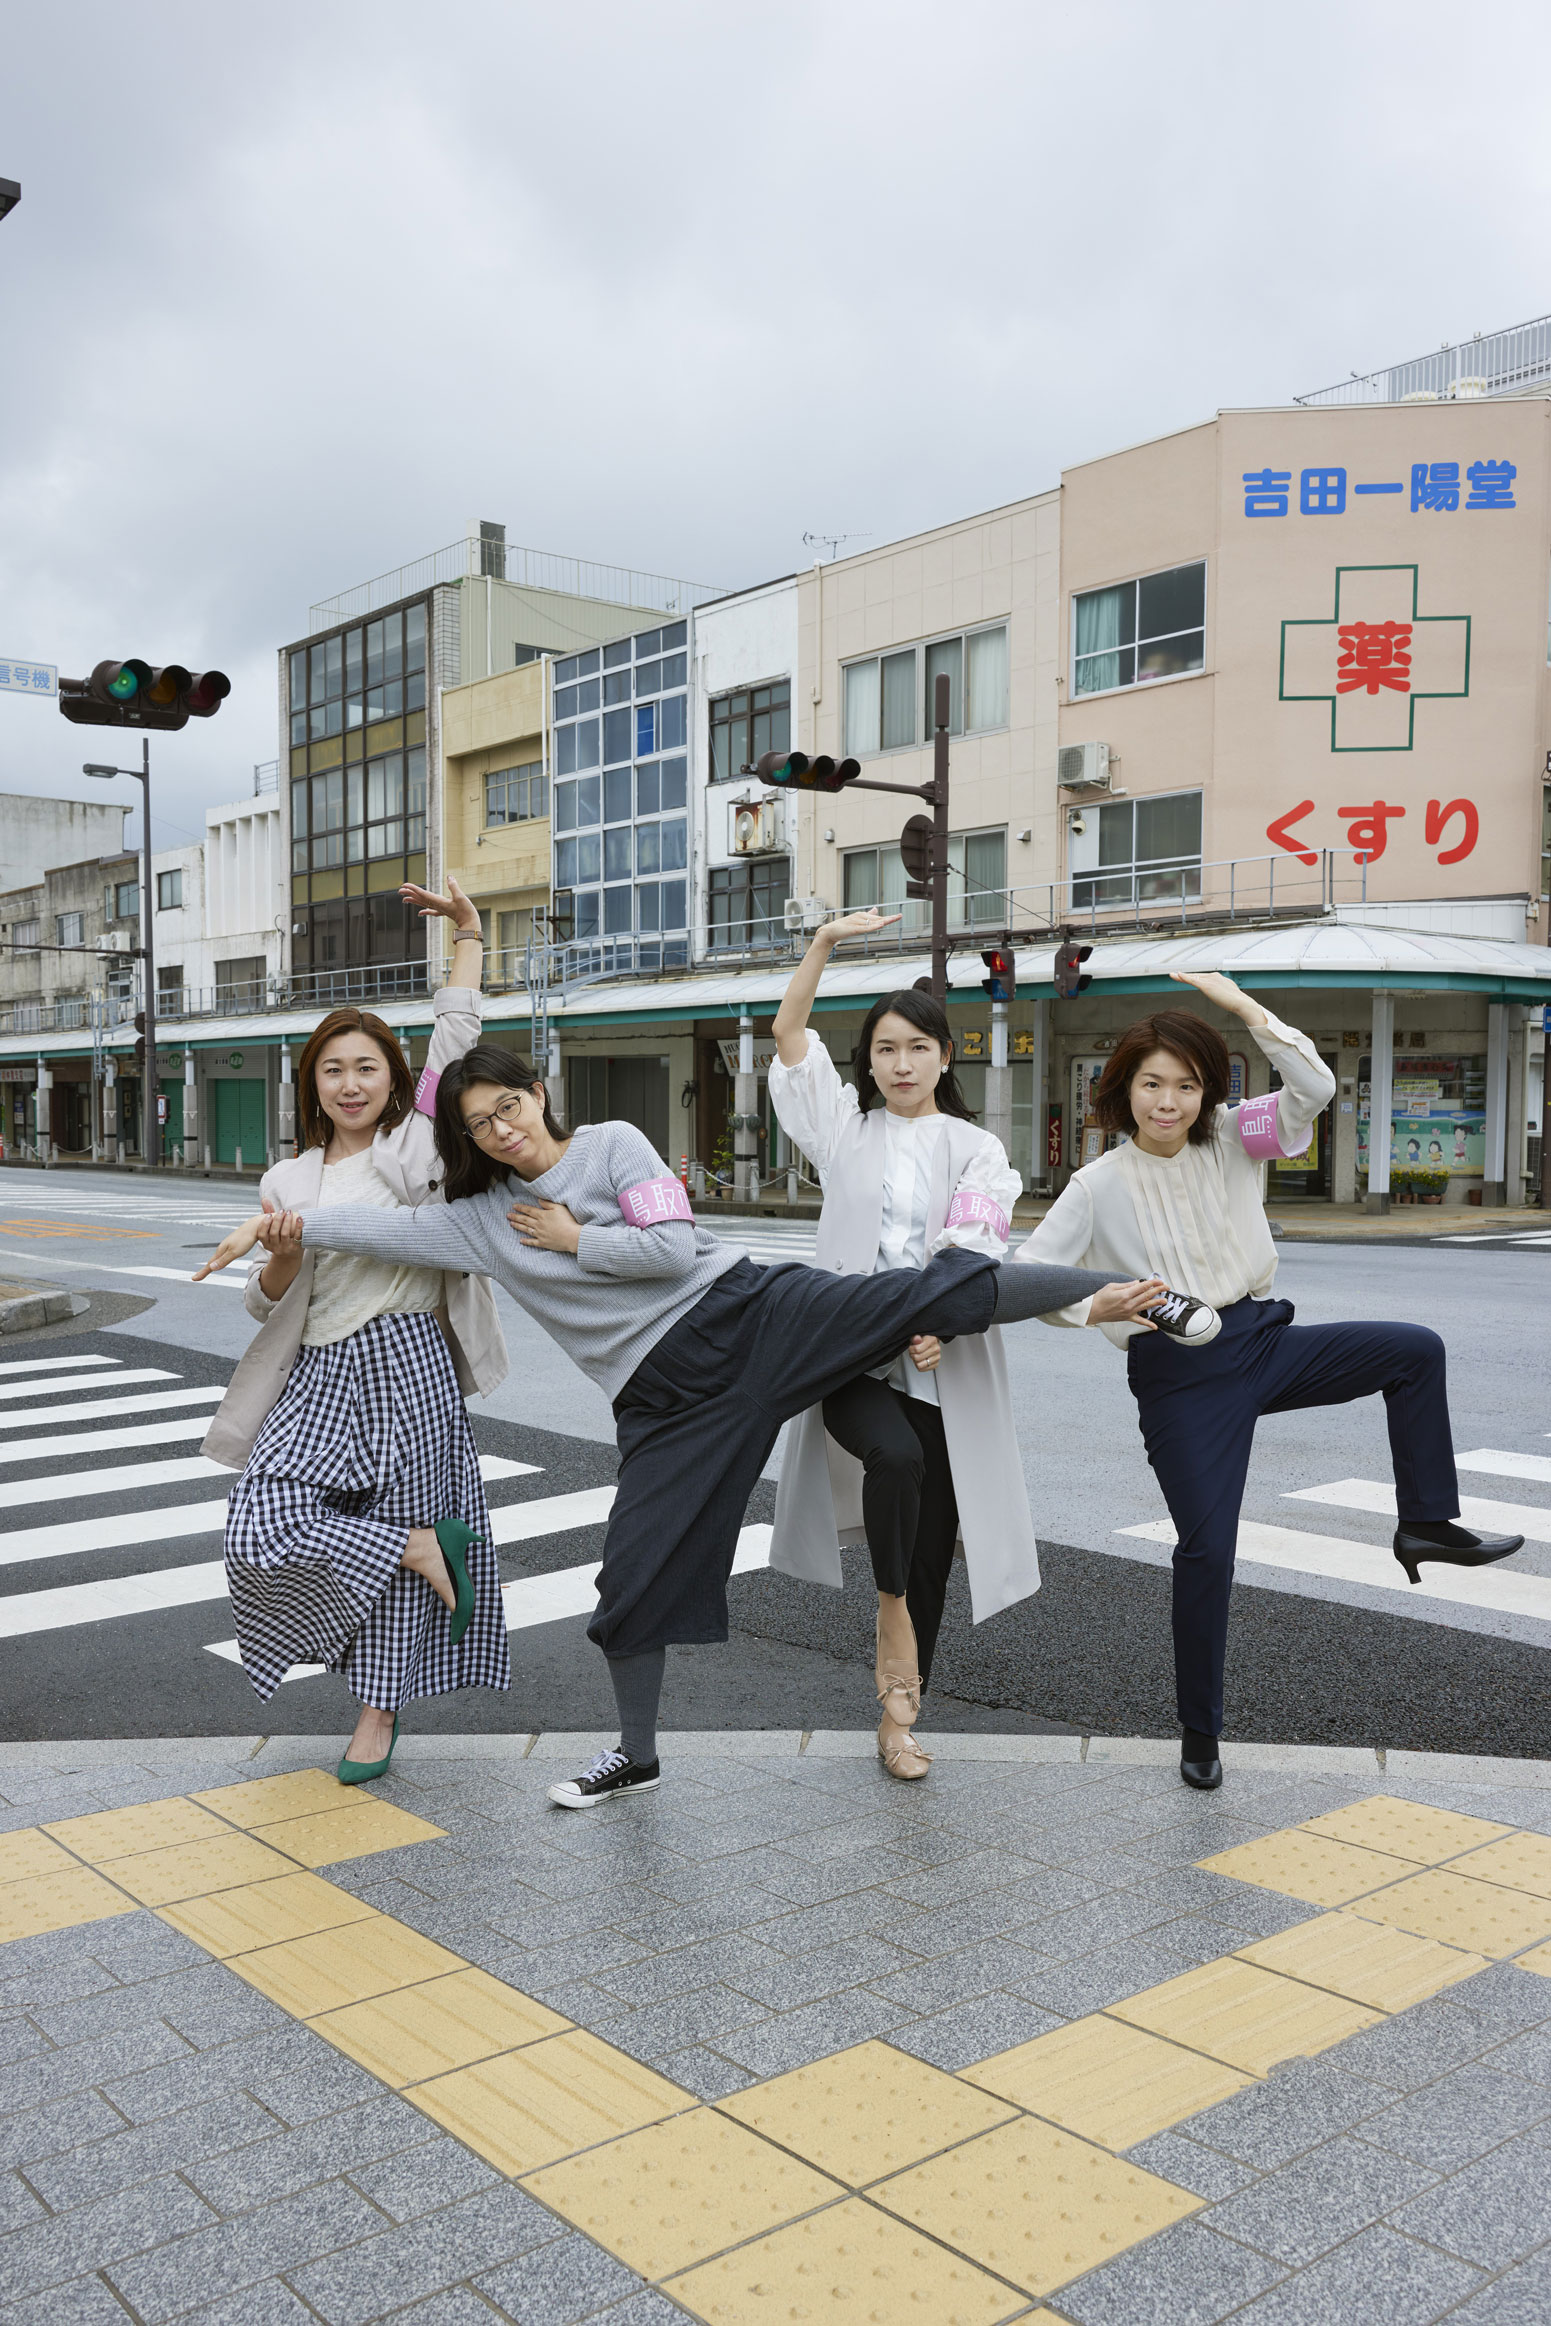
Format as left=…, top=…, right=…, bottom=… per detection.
left=1357, top=1109, right=1485, bottom=1177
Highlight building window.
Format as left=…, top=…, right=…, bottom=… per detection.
left=844, top=624, right=1009, bottom=755
left=842, top=827, right=1007, bottom=932
left=55, top=912, right=84, bottom=949
left=157, top=963, right=184, bottom=1000
left=12, top=920, right=40, bottom=952
left=552, top=622, right=689, bottom=950
left=110, top=879, right=139, bottom=920
left=156, top=870, right=182, bottom=911
left=289, top=600, right=427, bottom=747
left=1068, top=790, right=1204, bottom=908
left=708, top=860, right=791, bottom=951
left=710, top=681, right=790, bottom=783
left=291, top=745, right=426, bottom=874
left=485, top=762, right=548, bottom=826
left=215, top=956, right=266, bottom=1010
left=1073, top=564, right=1205, bottom=697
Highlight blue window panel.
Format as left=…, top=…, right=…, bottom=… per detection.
left=576, top=775, right=600, bottom=827
left=660, top=817, right=687, bottom=872
left=636, top=703, right=656, bottom=757
left=575, top=717, right=601, bottom=770
left=576, top=833, right=601, bottom=884
left=556, top=724, right=578, bottom=777
left=662, top=878, right=687, bottom=930
left=603, top=766, right=632, bottom=823
left=660, top=755, right=687, bottom=810
left=603, top=706, right=632, bottom=764
left=573, top=889, right=599, bottom=939
left=604, top=884, right=633, bottom=935
left=555, top=837, right=578, bottom=887
left=659, top=694, right=687, bottom=751
left=636, top=821, right=661, bottom=874
left=554, top=779, right=578, bottom=834
left=636, top=761, right=660, bottom=814
left=604, top=670, right=631, bottom=706
left=553, top=684, right=579, bottom=720
left=575, top=678, right=600, bottom=714
left=637, top=882, right=661, bottom=932
left=604, top=827, right=632, bottom=880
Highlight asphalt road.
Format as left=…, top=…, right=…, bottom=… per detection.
left=1, top=1162, right=1550, bottom=1752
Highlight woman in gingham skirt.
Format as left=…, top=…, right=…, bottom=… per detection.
left=200, top=878, right=510, bottom=1782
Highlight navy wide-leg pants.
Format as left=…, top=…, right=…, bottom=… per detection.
left=1127, top=1297, right=1460, bottom=1739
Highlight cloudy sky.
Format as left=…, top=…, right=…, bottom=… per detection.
left=2, top=0, right=1549, bottom=851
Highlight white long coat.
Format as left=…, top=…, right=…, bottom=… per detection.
left=767, top=1033, right=1041, bottom=1624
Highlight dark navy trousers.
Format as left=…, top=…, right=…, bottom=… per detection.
left=1127, top=1297, right=1460, bottom=1739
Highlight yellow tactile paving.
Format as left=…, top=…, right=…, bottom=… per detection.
left=42, top=1797, right=231, bottom=1863
left=875, top=2116, right=1199, bottom=2299
left=1513, top=1942, right=1551, bottom=1979
left=155, top=1871, right=382, bottom=1957
left=226, top=1917, right=467, bottom=2016
left=526, top=2107, right=845, bottom=2280
left=718, top=2041, right=1016, bottom=2186
left=191, top=1768, right=361, bottom=1828
left=1451, top=1832, right=1551, bottom=1902
left=313, top=1967, right=569, bottom=2085
left=104, top=1832, right=302, bottom=1908
left=1235, top=1911, right=1489, bottom=2011
left=1353, top=1868, right=1551, bottom=1959
left=0, top=1828, right=78, bottom=1883
left=1300, top=1797, right=1512, bottom=1865
left=414, top=2030, right=692, bottom=2177
left=1110, top=1959, right=1381, bottom=2075
left=0, top=1865, right=138, bottom=1943
left=663, top=2194, right=1018, bottom=2326
left=961, top=2014, right=1254, bottom=2151
left=252, top=1798, right=446, bottom=1867
left=1199, top=1827, right=1414, bottom=1906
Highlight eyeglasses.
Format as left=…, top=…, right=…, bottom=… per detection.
left=462, top=1094, right=531, bottom=1142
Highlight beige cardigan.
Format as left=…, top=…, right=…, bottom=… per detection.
left=201, top=986, right=508, bottom=1470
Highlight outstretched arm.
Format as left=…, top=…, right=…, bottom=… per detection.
left=772, top=909, right=899, bottom=1065
left=1171, top=970, right=1335, bottom=1147
left=405, top=875, right=484, bottom=993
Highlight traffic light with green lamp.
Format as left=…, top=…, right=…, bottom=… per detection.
left=981, top=947, right=1013, bottom=1002
left=59, top=661, right=230, bottom=731
left=750, top=749, right=861, bottom=795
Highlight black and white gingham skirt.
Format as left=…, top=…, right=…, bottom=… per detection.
left=224, top=1309, right=510, bottom=1707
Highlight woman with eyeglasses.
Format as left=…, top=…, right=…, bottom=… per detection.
left=196, top=1045, right=1158, bottom=1810
left=199, top=880, right=509, bottom=1784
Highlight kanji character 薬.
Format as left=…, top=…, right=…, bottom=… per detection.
left=1243, top=468, right=1291, bottom=517
left=1465, top=459, right=1516, bottom=510
left=1339, top=801, right=1406, bottom=861
left=1425, top=797, right=1478, bottom=865
left=1336, top=620, right=1412, bottom=695
left=1301, top=467, right=1346, bottom=514
left=1411, top=461, right=1460, bottom=512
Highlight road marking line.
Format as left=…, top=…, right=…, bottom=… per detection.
left=1118, top=1517, right=1551, bottom=1623
left=0, top=1449, right=536, bottom=1516
left=0, top=1417, right=221, bottom=1466
left=0, top=1369, right=176, bottom=1405
left=1286, top=1476, right=1551, bottom=1545
left=0, top=1560, right=228, bottom=1635
left=0, top=1249, right=246, bottom=1287
left=1457, top=1448, right=1551, bottom=1485
left=0, top=1387, right=225, bottom=1433
left=0, top=1498, right=231, bottom=1565
left=0, top=1355, right=123, bottom=1378
left=489, top=1486, right=616, bottom=1543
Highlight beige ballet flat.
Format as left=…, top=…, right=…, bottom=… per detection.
left=877, top=1715, right=932, bottom=1780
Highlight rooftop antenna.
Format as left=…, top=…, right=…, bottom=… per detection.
left=803, top=530, right=870, bottom=563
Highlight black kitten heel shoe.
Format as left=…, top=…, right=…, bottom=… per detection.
left=1393, top=1521, right=1524, bottom=1588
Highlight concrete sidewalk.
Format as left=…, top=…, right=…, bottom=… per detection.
left=2, top=1732, right=1550, bottom=2325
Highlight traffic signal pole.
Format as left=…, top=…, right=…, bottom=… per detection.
left=823, top=672, right=955, bottom=1000
left=136, top=738, right=157, bottom=1168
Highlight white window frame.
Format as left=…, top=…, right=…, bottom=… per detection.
left=842, top=621, right=1011, bottom=758
left=842, top=824, right=1008, bottom=934
left=1070, top=562, right=1208, bottom=703
left=156, top=870, right=183, bottom=912
left=1067, top=789, right=1205, bottom=911
left=55, top=912, right=84, bottom=949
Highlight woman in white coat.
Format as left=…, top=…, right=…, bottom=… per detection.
left=768, top=911, right=1165, bottom=1779
left=199, top=879, right=510, bottom=1783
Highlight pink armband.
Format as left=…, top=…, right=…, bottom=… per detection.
left=618, top=1176, right=695, bottom=1227
left=945, top=1188, right=1010, bottom=1241
left=1236, top=1091, right=1310, bottom=1160
left=414, top=1067, right=440, bottom=1119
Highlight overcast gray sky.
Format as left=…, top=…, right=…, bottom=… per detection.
left=2, top=0, right=1549, bottom=851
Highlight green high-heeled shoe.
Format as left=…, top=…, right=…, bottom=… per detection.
left=337, top=1713, right=398, bottom=1786
left=434, top=1517, right=478, bottom=1648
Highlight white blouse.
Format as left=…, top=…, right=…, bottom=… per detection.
left=1017, top=1009, right=1336, bottom=1348
left=300, top=1146, right=443, bottom=1349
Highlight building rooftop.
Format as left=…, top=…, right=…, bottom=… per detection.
left=1296, top=312, right=1551, bottom=406
left=307, top=523, right=730, bottom=632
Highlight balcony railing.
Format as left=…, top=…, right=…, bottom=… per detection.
left=1296, top=313, right=1551, bottom=406
left=0, top=960, right=437, bottom=1038
left=308, top=535, right=730, bottom=631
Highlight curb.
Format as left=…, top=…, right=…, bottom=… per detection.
left=0, top=1285, right=89, bottom=1335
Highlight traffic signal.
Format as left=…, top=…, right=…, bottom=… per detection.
left=751, top=749, right=861, bottom=794
left=59, top=662, right=231, bottom=731
left=1054, top=940, right=1093, bottom=1000
left=981, top=947, right=1013, bottom=1003
left=899, top=814, right=933, bottom=899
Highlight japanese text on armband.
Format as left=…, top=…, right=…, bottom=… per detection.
left=617, top=1177, right=694, bottom=1227
left=945, top=1188, right=1010, bottom=1241
left=1236, top=1090, right=1311, bottom=1161
left=414, top=1068, right=440, bottom=1118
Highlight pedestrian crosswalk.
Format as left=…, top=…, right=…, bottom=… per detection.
left=701, top=1218, right=820, bottom=1264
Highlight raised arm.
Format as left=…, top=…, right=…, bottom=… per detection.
left=403, top=876, right=484, bottom=995
left=772, top=908, right=899, bottom=1065
left=1170, top=971, right=1336, bottom=1153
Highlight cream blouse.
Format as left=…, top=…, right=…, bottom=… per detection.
left=1017, top=1009, right=1336, bottom=1347
left=300, top=1145, right=443, bottom=1349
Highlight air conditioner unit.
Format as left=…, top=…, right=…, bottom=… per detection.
left=730, top=798, right=787, bottom=855
left=784, top=896, right=831, bottom=933
left=96, top=931, right=130, bottom=954
left=1057, top=740, right=1114, bottom=794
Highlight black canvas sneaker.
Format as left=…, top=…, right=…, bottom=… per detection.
left=1143, top=1287, right=1221, bottom=1345
left=548, top=1748, right=661, bottom=1810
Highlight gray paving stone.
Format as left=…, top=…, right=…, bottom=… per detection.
left=1021, top=1811, right=1158, bottom=1865
left=1442, top=2246, right=1551, bottom=2324
left=889, top=1877, right=1096, bottom=1959
left=243, top=2048, right=392, bottom=2129
left=104, top=2182, right=385, bottom=2322
left=0, top=2094, right=126, bottom=2175
left=1202, top=2131, right=1436, bottom=2265
left=35, top=1965, right=286, bottom=2055
left=24, top=2092, right=276, bottom=2211
left=651, top=2045, right=756, bottom=2101
left=1149, top=1916, right=1267, bottom=1968
left=1006, top=1892, right=1182, bottom=1963
left=1014, top=1935, right=1197, bottom=2018
left=1389, top=2121, right=1551, bottom=2268
left=0, top=2173, right=216, bottom=2301
left=99, top=2025, right=320, bottom=2125
left=864, top=1939, right=1045, bottom=2015
left=185, top=2094, right=436, bottom=2211
left=1485, top=2021, right=1551, bottom=2086
left=1120, top=1866, right=1318, bottom=1939
left=347, top=2135, right=499, bottom=2222
left=594, top=1984, right=769, bottom=2062
left=1122, top=2131, right=1261, bottom=2200
left=0, top=1958, right=118, bottom=2016
left=610, top=1888, right=790, bottom=1954
left=0, top=2020, right=193, bottom=2114
left=716, top=1989, right=911, bottom=2078
left=886, top=1993, right=1061, bottom=2071
left=1357, top=2061, right=1551, bottom=2172
left=733, top=1844, right=920, bottom=1905
left=1174, top=2057, right=1393, bottom=2169
left=176, top=2283, right=320, bottom=2326
left=1222, top=2225, right=1484, bottom=2326
left=1114, top=1815, right=1274, bottom=1869
left=0, top=2033, right=45, bottom=2073
left=1331, top=1999, right=1502, bottom=2093
left=378, top=2290, right=503, bottom=2326
left=475, top=2228, right=646, bottom=2323
left=0, top=2182, right=44, bottom=2237
left=586, top=2295, right=691, bottom=2326
left=0, top=2271, right=138, bottom=2326
left=288, top=2186, right=561, bottom=2325
left=875, top=1849, right=1045, bottom=1913
left=1439, top=1964, right=1551, bottom=2035
left=1055, top=2215, right=1288, bottom=2324
left=748, top=1892, right=921, bottom=1957
left=80, top=1919, right=206, bottom=1983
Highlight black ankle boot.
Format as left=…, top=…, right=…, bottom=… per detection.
left=1392, top=1520, right=1524, bottom=1588
left=1180, top=1727, right=1222, bottom=1790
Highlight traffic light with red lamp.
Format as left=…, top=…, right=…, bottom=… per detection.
left=750, top=749, right=861, bottom=795
left=981, top=947, right=1014, bottom=1002
left=1055, top=940, right=1093, bottom=999
left=59, top=662, right=230, bottom=731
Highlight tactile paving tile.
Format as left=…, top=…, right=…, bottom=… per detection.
left=42, top=1797, right=231, bottom=1863
left=191, top=1768, right=359, bottom=1828
left=719, top=2040, right=1016, bottom=2186
left=1450, top=1833, right=1551, bottom=1902
left=227, top=1916, right=466, bottom=2016
left=155, top=1871, right=381, bottom=1956
left=0, top=1829, right=77, bottom=1884
left=413, top=2030, right=692, bottom=2177
left=525, top=2107, right=844, bottom=2280
left=312, top=1967, right=569, bottom=2085
left=874, top=2116, right=1199, bottom=2299
left=1235, top=1911, right=1489, bottom=2010
left=1300, top=1797, right=1512, bottom=1865
left=1110, top=1959, right=1380, bottom=2075
left=105, top=1832, right=302, bottom=1908
left=1512, top=1941, right=1551, bottom=1980
left=663, top=2193, right=1018, bottom=2326
left=961, top=2014, right=1253, bottom=2151
left=1199, top=1827, right=1413, bottom=1906
left=253, top=1798, right=446, bottom=1867
left=1352, top=1868, right=1551, bottom=1959
left=0, top=1866, right=137, bottom=1944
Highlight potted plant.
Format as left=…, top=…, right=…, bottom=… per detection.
left=1389, top=1167, right=1417, bottom=1204
left=1416, top=1166, right=1449, bottom=1205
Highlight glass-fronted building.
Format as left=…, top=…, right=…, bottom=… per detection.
left=550, top=618, right=690, bottom=968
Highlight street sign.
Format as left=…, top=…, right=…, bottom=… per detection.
left=0, top=660, right=57, bottom=698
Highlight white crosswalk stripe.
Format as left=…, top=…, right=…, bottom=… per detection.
left=0, top=1416, right=224, bottom=1466
left=0, top=1368, right=176, bottom=1404
left=1457, top=1447, right=1551, bottom=1485
left=1119, top=1515, right=1551, bottom=1624
left=1286, top=1476, right=1551, bottom=1545
left=0, top=1354, right=124, bottom=1378
left=0, top=1385, right=225, bottom=1432
left=0, top=1249, right=248, bottom=1289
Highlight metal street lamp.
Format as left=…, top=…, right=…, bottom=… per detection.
left=83, top=742, right=159, bottom=1167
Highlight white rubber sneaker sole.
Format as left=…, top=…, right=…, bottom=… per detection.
left=1181, top=1307, right=1222, bottom=1345
left=547, top=1773, right=661, bottom=1811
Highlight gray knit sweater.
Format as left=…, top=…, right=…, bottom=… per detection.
left=298, top=1120, right=741, bottom=1400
